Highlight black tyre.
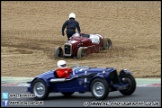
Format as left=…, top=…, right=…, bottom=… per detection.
left=54, top=46, right=63, bottom=59
left=119, top=74, right=136, bottom=95
left=61, top=92, right=74, bottom=97
left=77, top=47, right=86, bottom=59
left=90, top=78, right=109, bottom=100
left=32, top=79, right=49, bottom=100
left=103, top=38, right=112, bottom=50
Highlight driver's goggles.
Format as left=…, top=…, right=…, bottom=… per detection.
left=61, top=64, right=67, bottom=67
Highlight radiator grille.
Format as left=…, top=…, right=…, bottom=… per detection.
left=64, top=45, right=71, bottom=55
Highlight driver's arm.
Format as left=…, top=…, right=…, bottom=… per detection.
left=66, top=68, right=72, bottom=73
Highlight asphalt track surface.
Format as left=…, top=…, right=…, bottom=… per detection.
left=1, top=86, right=161, bottom=107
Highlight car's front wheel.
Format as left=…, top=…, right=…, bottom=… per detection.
left=119, top=74, right=136, bottom=95
left=54, top=46, right=63, bottom=59
left=77, top=47, right=86, bottom=59
left=90, top=78, right=109, bottom=100
left=32, top=79, right=49, bottom=100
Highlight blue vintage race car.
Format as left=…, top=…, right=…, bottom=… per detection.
left=27, top=65, right=136, bottom=100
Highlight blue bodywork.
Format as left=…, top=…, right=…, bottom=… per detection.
left=27, top=66, right=131, bottom=93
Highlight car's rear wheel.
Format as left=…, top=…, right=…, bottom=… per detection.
left=119, top=74, right=136, bottom=95
left=90, top=78, right=109, bottom=100
left=54, top=46, right=63, bottom=59
left=77, top=47, right=86, bottom=59
left=103, top=38, right=112, bottom=50
left=61, top=92, right=74, bottom=97
left=32, top=79, right=49, bottom=100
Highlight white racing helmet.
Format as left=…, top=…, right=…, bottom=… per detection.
left=57, top=60, right=67, bottom=69
left=69, top=12, right=76, bottom=19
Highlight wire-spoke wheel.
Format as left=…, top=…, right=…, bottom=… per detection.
left=90, top=78, right=109, bottom=100
left=32, top=79, right=49, bottom=100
